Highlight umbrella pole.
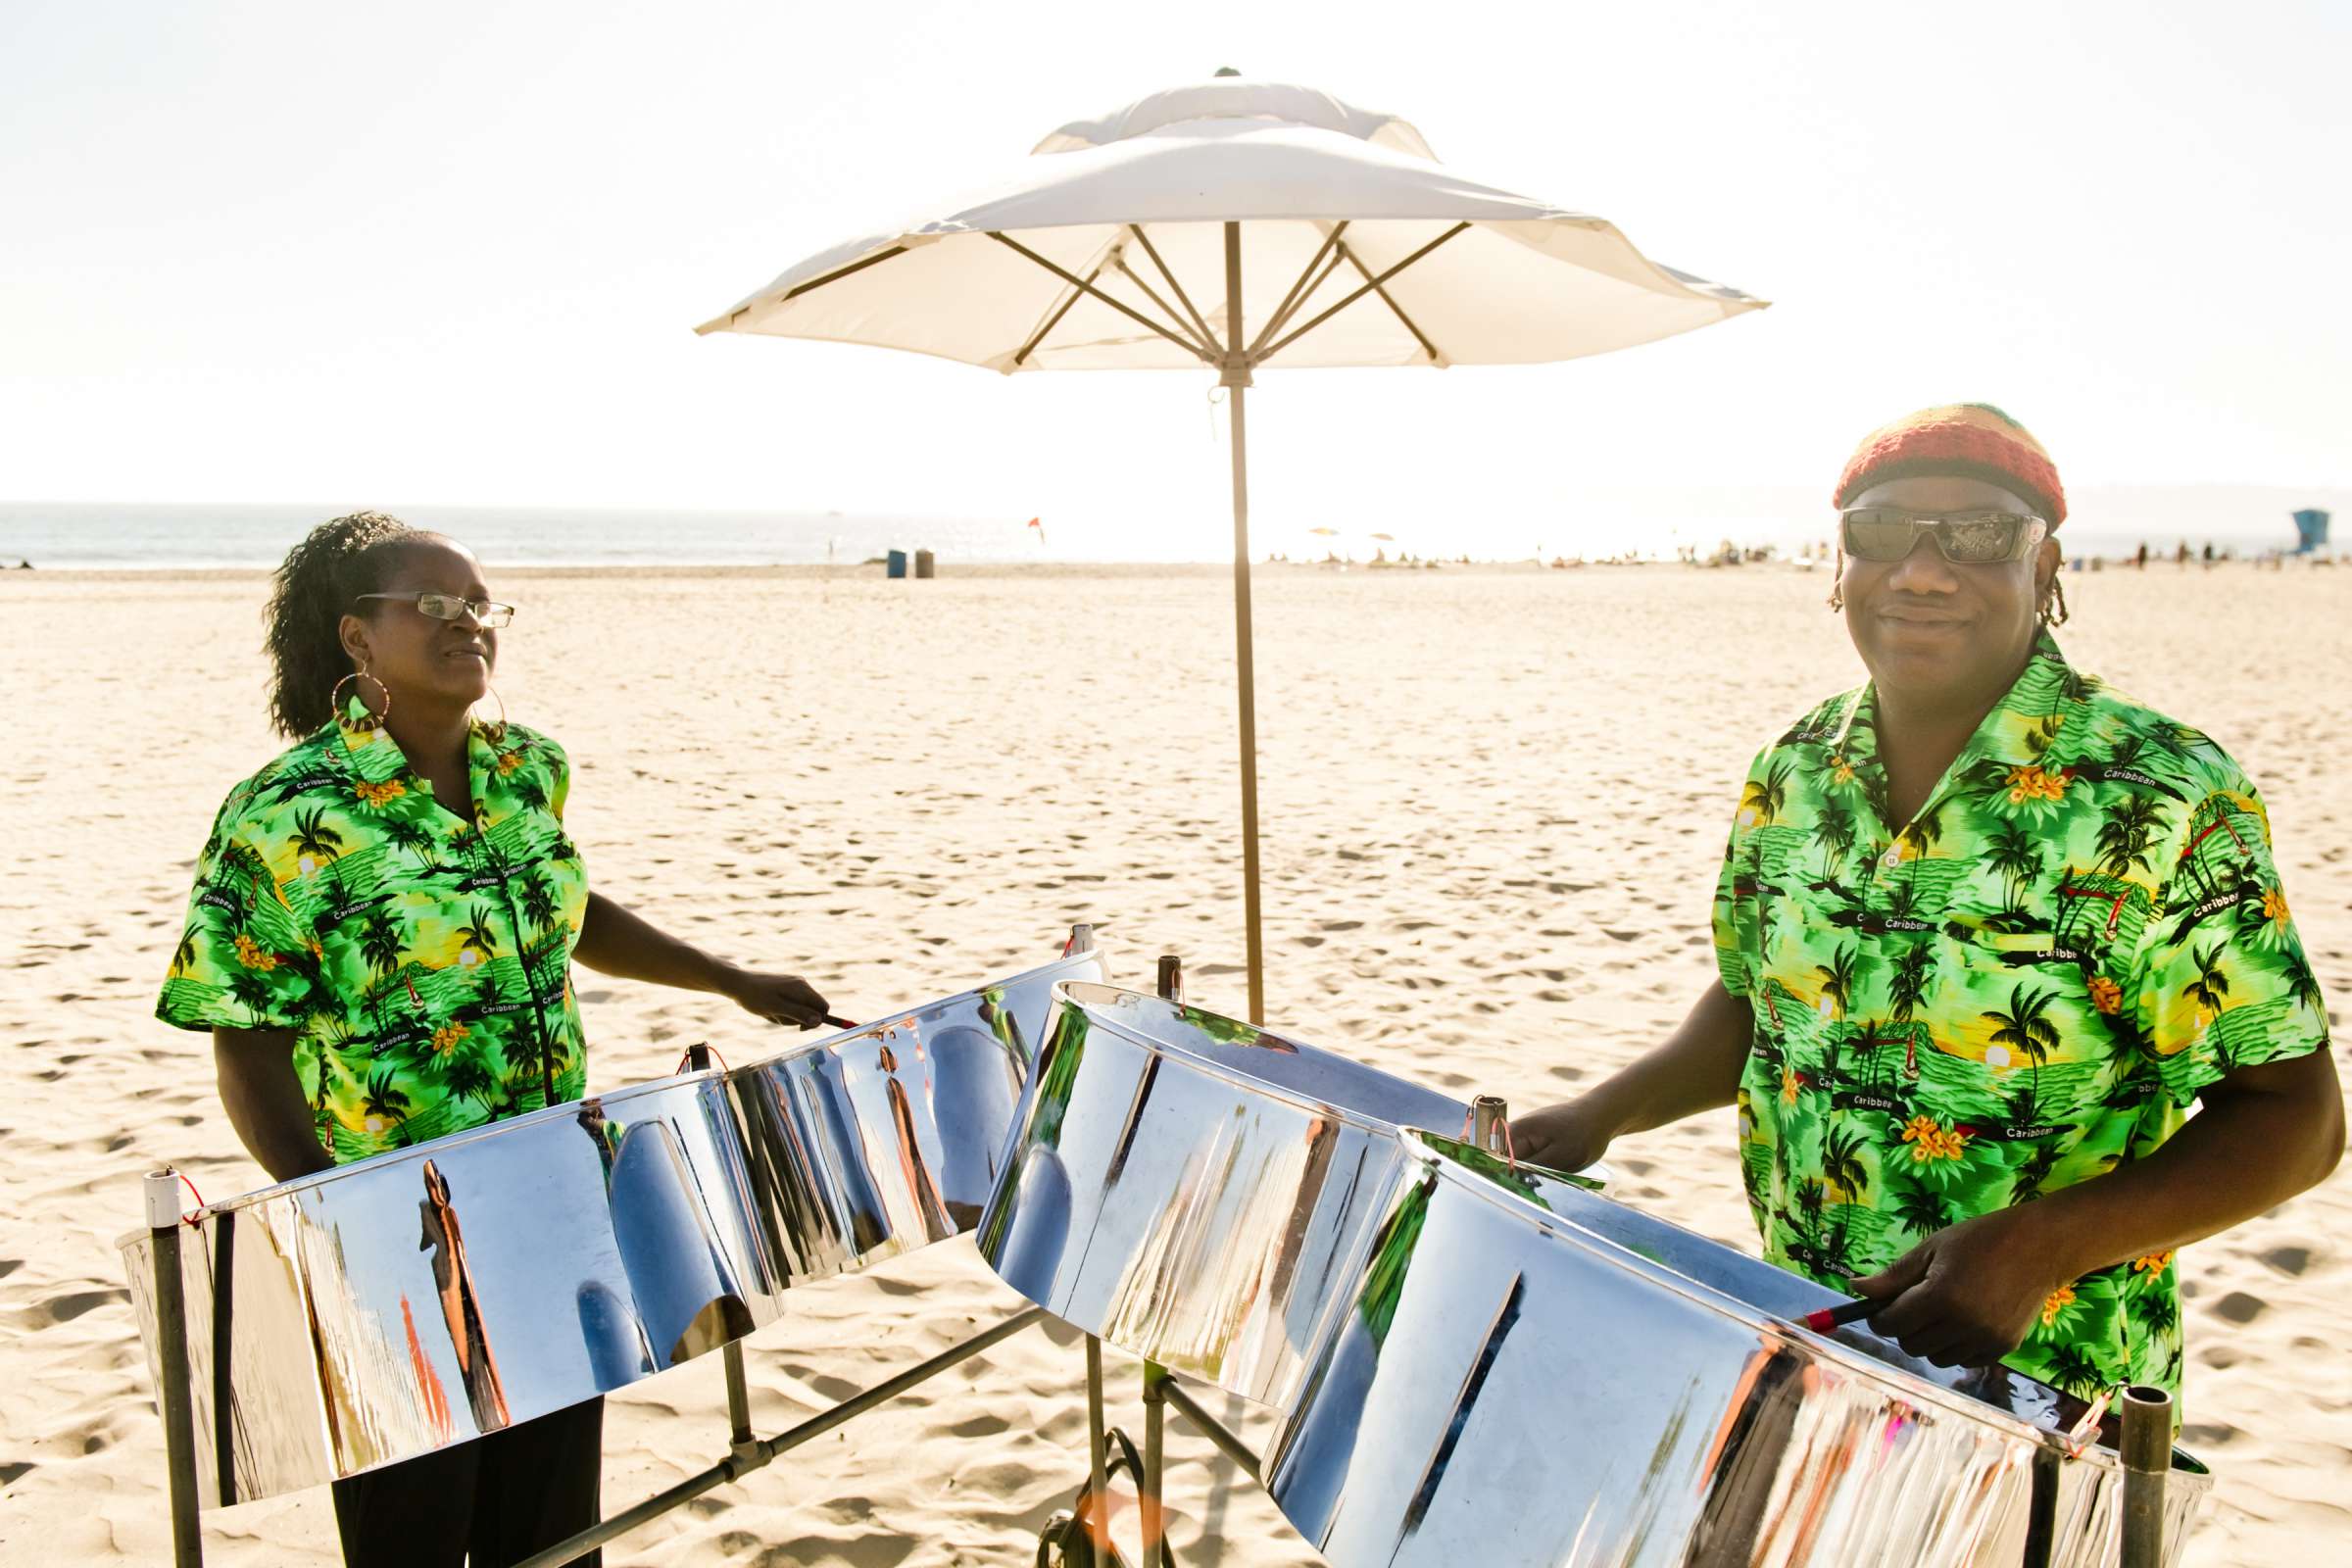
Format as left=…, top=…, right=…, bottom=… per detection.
left=1222, top=220, right=1264, bottom=1023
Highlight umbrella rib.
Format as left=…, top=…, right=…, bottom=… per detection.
left=1127, top=225, right=1223, bottom=355
left=775, top=244, right=911, bottom=306
left=1247, top=245, right=1348, bottom=362
left=1111, top=259, right=1224, bottom=361
left=1244, top=221, right=1350, bottom=360
left=988, top=232, right=1215, bottom=364
left=1252, top=221, right=1471, bottom=366
left=1332, top=236, right=1443, bottom=364
left=1013, top=254, right=1115, bottom=368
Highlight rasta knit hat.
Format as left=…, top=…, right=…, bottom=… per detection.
left=1833, top=403, right=2067, bottom=528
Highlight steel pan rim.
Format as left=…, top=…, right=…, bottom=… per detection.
left=1391, top=1130, right=2196, bottom=1475
left=1050, top=980, right=1462, bottom=1139
left=120, top=948, right=1098, bottom=1249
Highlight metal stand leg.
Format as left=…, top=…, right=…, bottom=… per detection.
left=1085, top=1335, right=1110, bottom=1558
left=145, top=1169, right=204, bottom=1568
left=1140, top=1361, right=1168, bottom=1568
left=723, top=1343, right=753, bottom=1450
left=2120, top=1383, right=2171, bottom=1568
left=1471, top=1095, right=1508, bottom=1154
left=1137, top=953, right=1183, bottom=1566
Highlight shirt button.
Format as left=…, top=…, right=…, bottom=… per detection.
left=1880, top=849, right=1901, bottom=869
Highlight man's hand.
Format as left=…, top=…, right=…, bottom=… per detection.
left=1512, top=1099, right=1619, bottom=1173
left=1846, top=1206, right=2067, bottom=1368
left=720, top=969, right=829, bottom=1030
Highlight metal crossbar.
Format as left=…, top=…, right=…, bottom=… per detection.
left=512, top=1306, right=1049, bottom=1568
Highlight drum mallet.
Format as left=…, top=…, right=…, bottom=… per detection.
left=1797, top=1297, right=1878, bottom=1334
left=2120, top=1383, right=2171, bottom=1568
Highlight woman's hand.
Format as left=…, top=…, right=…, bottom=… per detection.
left=720, top=968, right=830, bottom=1030
left=1512, top=1097, right=1620, bottom=1173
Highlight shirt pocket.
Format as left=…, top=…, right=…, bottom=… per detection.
left=1946, top=925, right=2127, bottom=1064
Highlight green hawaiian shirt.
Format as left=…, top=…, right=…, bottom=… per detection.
left=159, top=702, right=590, bottom=1165
left=1714, top=632, right=2328, bottom=1405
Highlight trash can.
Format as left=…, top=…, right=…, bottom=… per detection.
left=886, top=549, right=907, bottom=578
left=914, top=549, right=936, bottom=579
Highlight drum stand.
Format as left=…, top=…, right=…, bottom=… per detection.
left=1037, top=956, right=1265, bottom=1568
left=137, top=926, right=2180, bottom=1568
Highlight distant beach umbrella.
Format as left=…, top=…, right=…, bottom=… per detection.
left=699, top=74, right=1766, bottom=1019
left=1306, top=526, right=1341, bottom=537
left=1367, top=532, right=1396, bottom=542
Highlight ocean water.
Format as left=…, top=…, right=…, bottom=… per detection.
left=0, top=503, right=1042, bottom=571
left=0, top=490, right=2333, bottom=572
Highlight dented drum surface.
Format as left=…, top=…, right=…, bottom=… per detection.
left=1264, top=1131, right=2213, bottom=1568
left=118, top=939, right=1105, bottom=1504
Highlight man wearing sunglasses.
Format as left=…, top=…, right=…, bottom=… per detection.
left=1519, top=404, right=2339, bottom=1410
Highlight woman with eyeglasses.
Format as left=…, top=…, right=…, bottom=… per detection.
left=156, top=511, right=831, bottom=1567
left=1517, top=405, right=2339, bottom=1416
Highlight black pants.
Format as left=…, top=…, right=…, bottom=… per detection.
left=331, top=1397, right=604, bottom=1568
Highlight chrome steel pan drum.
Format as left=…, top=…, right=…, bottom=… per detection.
left=119, top=939, right=1106, bottom=1505
left=1264, top=1131, right=2212, bottom=1568
left=977, top=983, right=1591, bottom=1407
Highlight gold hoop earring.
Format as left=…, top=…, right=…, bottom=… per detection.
left=472, top=683, right=508, bottom=744
left=1826, top=547, right=1845, bottom=612
left=328, top=666, right=391, bottom=731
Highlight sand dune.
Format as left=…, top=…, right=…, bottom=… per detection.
left=1, top=561, right=2344, bottom=1565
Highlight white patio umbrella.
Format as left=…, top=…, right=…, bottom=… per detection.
left=698, top=74, right=1767, bottom=1021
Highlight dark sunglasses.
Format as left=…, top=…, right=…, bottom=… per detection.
left=1839, top=507, right=2048, bottom=564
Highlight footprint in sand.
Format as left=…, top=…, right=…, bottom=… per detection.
left=2208, top=1291, right=2269, bottom=1324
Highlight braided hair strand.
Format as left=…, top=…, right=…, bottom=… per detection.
left=263, top=512, right=433, bottom=737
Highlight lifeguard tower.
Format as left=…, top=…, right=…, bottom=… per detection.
left=2293, top=508, right=2330, bottom=555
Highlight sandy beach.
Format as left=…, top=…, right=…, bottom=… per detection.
left=1, top=560, right=2345, bottom=1566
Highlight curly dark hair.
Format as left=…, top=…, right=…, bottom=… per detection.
left=263, top=512, right=438, bottom=737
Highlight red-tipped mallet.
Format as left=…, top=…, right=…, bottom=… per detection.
left=822, top=1013, right=860, bottom=1031
left=1800, top=1298, right=1878, bottom=1334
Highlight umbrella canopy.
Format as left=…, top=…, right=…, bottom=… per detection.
left=700, top=76, right=1767, bottom=1021
left=700, top=77, right=1761, bottom=374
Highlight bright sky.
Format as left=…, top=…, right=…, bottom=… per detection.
left=3, top=1, right=2346, bottom=558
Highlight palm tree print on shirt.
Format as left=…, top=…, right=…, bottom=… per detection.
left=1983, top=983, right=2061, bottom=1104
left=159, top=698, right=590, bottom=1166
left=289, top=805, right=344, bottom=876
left=1712, top=631, right=2329, bottom=1410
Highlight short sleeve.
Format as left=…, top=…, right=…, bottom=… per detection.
left=156, top=791, right=321, bottom=1034
left=1713, top=748, right=1772, bottom=999
left=2126, top=784, right=2330, bottom=1105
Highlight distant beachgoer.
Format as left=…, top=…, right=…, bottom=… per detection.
left=2177, top=541, right=2191, bottom=567
left=2134, top=541, right=2148, bottom=570
left=2202, top=542, right=2216, bottom=569
left=1518, top=404, right=2340, bottom=1411
left=156, top=512, right=833, bottom=1567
